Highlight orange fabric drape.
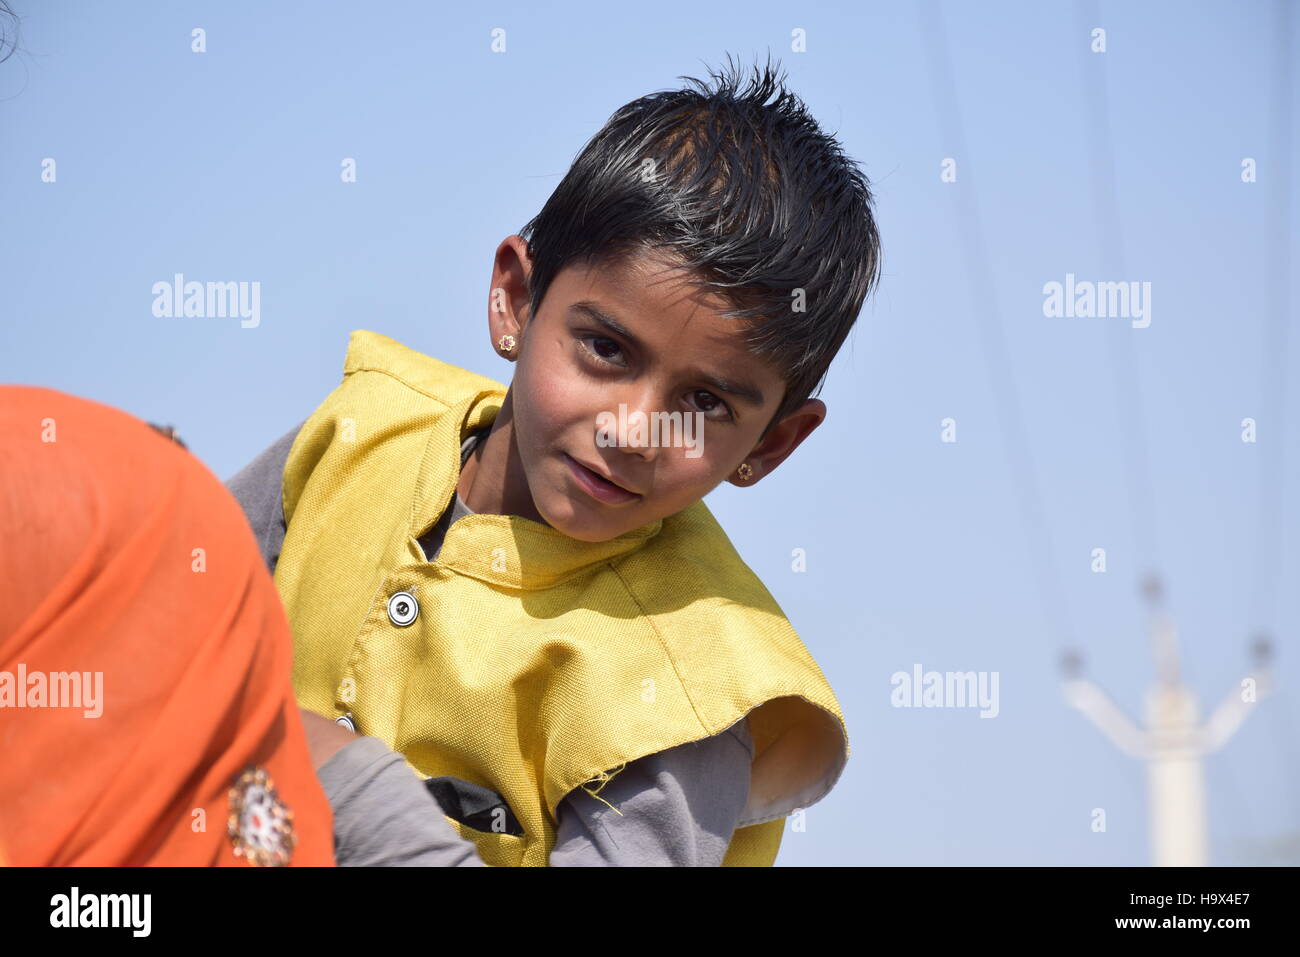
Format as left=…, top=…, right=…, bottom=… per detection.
left=0, top=386, right=334, bottom=866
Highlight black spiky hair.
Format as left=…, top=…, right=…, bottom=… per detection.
left=518, top=51, right=882, bottom=438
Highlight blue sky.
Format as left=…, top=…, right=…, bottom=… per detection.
left=2, top=0, right=1296, bottom=865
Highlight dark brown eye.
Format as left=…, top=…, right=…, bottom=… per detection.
left=689, top=391, right=733, bottom=422
left=579, top=336, right=625, bottom=367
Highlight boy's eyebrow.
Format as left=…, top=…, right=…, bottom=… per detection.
left=570, top=301, right=767, bottom=408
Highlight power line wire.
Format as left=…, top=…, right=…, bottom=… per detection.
left=918, top=0, right=1078, bottom=657
left=1073, top=0, right=1161, bottom=578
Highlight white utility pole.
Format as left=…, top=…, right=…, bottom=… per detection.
left=1061, top=575, right=1273, bottom=866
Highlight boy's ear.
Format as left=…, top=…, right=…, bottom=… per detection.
left=730, top=399, right=826, bottom=486
left=488, top=235, right=534, bottom=359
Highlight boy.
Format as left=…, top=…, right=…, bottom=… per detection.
left=228, top=54, right=881, bottom=866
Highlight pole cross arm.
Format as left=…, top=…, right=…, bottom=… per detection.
left=1063, top=678, right=1149, bottom=758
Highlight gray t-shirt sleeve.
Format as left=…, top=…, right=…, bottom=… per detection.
left=549, top=717, right=754, bottom=867
left=316, top=722, right=754, bottom=867
left=317, top=735, right=486, bottom=867
left=224, top=421, right=305, bottom=576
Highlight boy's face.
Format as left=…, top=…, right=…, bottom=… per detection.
left=461, top=236, right=825, bottom=543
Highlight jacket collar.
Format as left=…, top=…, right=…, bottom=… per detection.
left=409, top=388, right=664, bottom=590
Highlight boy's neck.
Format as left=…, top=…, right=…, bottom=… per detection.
left=456, top=390, right=552, bottom=528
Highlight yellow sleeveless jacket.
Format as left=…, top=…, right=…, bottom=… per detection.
left=275, top=329, right=849, bottom=866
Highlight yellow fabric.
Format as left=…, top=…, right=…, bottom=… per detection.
left=275, top=329, right=850, bottom=866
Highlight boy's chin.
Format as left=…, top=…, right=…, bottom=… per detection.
left=540, top=498, right=643, bottom=543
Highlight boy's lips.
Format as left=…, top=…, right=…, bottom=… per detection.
left=563, top=453, right=643, bottom=503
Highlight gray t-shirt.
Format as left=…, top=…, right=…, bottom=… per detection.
left=225, top=422, right=754, bottom=866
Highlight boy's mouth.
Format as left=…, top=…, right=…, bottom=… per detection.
left=562, top=453, right=643, bottom=504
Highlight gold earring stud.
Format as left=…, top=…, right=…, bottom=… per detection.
left=498, top=334, right=516, bottom=353
left=736, top=462, right=753, bottom=481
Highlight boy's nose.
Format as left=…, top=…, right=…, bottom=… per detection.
left=608, top=396, right=663, bottom=461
